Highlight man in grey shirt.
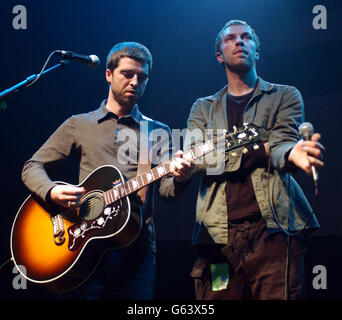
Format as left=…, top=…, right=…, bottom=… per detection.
left=21, top=42, right=192, bottom=299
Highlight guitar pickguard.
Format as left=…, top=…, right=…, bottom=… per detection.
left=68, top=200, right=122, bottom=252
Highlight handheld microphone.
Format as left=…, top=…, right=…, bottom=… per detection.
left=298, top=122, right=318, bottom=188
left=55, top=50, right=100, bottom=69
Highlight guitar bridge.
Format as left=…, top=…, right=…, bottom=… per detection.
left=51, top=214, right=66, bottom=246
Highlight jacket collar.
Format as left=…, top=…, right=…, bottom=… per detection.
left=205, top=77, right=274, bottom=102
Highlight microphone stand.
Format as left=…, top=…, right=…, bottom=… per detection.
left=0, top=60, right=69, bottom=109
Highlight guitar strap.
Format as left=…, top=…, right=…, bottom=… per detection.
left=136, top=117, right=153, bottom=205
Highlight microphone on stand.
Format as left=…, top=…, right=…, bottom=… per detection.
left=298, top=122, right=319, bottom=188
left=54, top=50, right=100, bottom=69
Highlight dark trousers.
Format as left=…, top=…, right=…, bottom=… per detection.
left=190, top=217, right=307, bottom=300
left=59, top=240, right=156, bottom=300
left=85, top=242, right=156, bottom=300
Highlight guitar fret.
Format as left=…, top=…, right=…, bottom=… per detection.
left=122, top=184, right=128, bottom=196
left=104, top=192, right=108, bottom=206
left=138, top=175, right=144, bottom=188
left=127, top=182, right=131, bottom=193
left=109, top=190, right=114, bottom=203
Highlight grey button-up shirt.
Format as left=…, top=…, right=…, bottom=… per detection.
left=22, top=100, right=185, bottom=244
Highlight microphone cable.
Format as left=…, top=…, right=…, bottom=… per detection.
left=25, top=50, right=66, bottom=88
left=0, top=257, right=13, bottom=272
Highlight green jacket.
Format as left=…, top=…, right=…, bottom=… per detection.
left=185, top=77, right=320, bottom=245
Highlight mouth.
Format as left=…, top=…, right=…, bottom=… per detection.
left=233, top=49, right=248, bottom=55
left=126, top=90, right=138, bottom=96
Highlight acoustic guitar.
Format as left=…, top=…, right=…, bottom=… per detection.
left=10, top=124, right=261, bottom=292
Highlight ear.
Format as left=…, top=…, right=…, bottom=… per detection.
left=216, top=52, right=224, bottom=64
left=105, top=68, right=112, bottom=83
left=255, top=51, right=260, bottom=61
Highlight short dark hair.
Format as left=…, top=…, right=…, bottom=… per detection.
left=215, top=20, right=260, bottom=54
left=106, top=42, right=153, bottom=75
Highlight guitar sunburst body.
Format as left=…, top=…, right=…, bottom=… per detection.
left=10, top=165, right=141, bottom=292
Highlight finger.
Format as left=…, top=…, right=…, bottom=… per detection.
left=62, top=195, right=80, bottom=201
left=170, top=161, right=179, bottom=173
left=175, top=158, right=188, bottom=169
left=302, top=141, right=325, bottom=152
left=308, top=156, right=324, bottom=168
left=183, top=152, right=194, bottom=162
left=302, top=146, right=322, bottom=158
left=311, top=133, right=321, bottom=142
left=62, top=186, right=86, bottom=195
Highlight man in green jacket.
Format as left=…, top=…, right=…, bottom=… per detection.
left=173, top=20, right=325, bottom=300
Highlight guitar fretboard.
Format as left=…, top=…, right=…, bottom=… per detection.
left=102, top=139, right=215, bottom=206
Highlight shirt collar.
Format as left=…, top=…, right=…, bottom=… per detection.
left=95, top=99, right=143, bottom=125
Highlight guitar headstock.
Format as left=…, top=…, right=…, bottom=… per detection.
left=223, top=123, right=261, bottom=153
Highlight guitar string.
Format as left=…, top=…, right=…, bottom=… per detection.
left=60, top=162, right=172, bottom=219
left=66, top=131, right=226, bottom=214
left=60, top=132, right=241, bottom=218
left=59, top=129, right=253, bottom=219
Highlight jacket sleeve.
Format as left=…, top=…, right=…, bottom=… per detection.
left=268, top=86, right=304, bottom=171
left=184, top=99, right=228, bottom=176
left=21, top=117, right=77, bottom=201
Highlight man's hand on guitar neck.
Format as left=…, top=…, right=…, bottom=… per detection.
left=49, top=185, right=85, bottom=208
left=170, top=150, right=195, bottom=184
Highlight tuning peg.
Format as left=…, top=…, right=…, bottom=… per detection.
left=253, top=144, right=260, bottom=150
left=242, top=147, right=248, bottom=154
left=233, top=126, right=237, bottom=133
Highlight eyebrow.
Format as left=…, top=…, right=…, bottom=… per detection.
left=224, top=31, right=252, bottom=39
left=121, top=68, right=147, bottom=75
left=121, top=69, right=149, bottom=79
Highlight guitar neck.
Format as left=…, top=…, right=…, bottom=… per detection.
left=102, top=140, right=215, bottom=206
left=102, top=123, right=260, bottom=206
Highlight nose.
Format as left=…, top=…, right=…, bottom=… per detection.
left=130, top=74, right=138, bottom=88
left=236, top=35, right=244, bottom=46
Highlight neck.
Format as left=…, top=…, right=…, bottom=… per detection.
left=106, top=91, right=134, bottom=118
left=225, top=67, right=257, bottom=96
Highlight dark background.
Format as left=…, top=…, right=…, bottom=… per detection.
left=0, top=0, right=341, bottom=300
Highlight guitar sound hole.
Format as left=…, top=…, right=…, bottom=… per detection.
left=79, top=191, right=104, bottom=221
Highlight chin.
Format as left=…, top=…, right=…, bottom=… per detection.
left=229, top=63, right=250, bottom=73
